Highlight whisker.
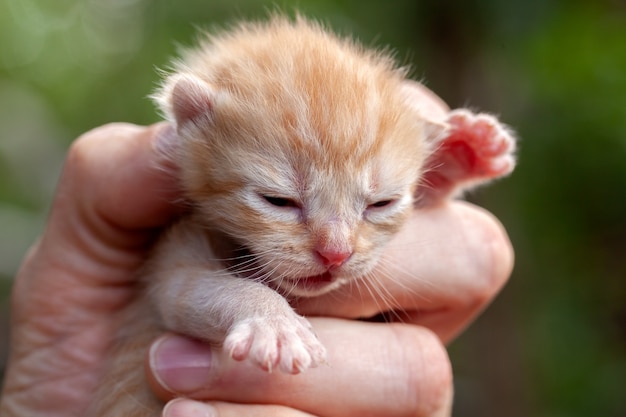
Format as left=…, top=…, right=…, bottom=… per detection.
left=375, top=255, right=439, bottom=299
left=358, top=272, right=406, bottom=323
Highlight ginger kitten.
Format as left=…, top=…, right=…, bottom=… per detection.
left=88, top=15, right=516, bottom=416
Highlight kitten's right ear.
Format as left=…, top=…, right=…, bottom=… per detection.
left=401, top=81, right=449, bottom=143
left=159, top=73, right=215, bottom=128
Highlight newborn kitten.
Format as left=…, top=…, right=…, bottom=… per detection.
left=89, top=15, right=515, bottom=416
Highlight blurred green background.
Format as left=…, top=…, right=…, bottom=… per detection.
left=0, top=0, right=624, bottom=415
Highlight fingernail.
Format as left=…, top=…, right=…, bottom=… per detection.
left=150, top=335, right=213, bottom=394
left=153, top=123, right=178, bottom=156
left=163, top=399, right=217, bottom=417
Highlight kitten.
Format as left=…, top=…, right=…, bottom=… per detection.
left=88, top=15, right=515, bottom=416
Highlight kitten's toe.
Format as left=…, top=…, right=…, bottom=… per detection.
left=224, top=319, right=280, bottom=371
left=445, top=109, right=516, bottom=179
left=224, top=314, right=326, bottom=374
left=417, top=108, right=516, bottom=204
left=276, top=317, right=327, bottom=374
left=224, top=327, right=248, bottom=359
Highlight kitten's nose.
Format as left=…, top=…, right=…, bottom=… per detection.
left=315, top=248, right=353, bottom=269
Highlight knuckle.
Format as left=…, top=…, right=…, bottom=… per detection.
left=458, top=203, right=515, bottom=304
left=474, top=208, right=515, bottom=302
left=390, top=325, right=453, bottom=416
left=63, top=122, right=144, bottom=189
left=67, top=123, right=138, bottom=161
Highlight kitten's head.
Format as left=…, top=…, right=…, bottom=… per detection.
left=155, top=17, right=445, bottom=297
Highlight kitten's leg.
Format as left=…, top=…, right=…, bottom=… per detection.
left=417, top=109, right=516, bottom=205
left=150, top=267, right=327, bottom=374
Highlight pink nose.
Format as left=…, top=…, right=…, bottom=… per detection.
left=315, top=248, right=353, bottom=269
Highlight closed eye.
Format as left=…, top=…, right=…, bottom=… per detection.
left=370, top=200, right=393, bottom=208
left=367, top=199, right=396, bottom=209
left=262, top=195, right=300, bottom=208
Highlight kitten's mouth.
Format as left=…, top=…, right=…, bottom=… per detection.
left=296, top=272, right=335, bottom=290
left=285, top=271, right=349, bottom=297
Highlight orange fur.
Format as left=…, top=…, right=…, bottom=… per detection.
left=89, top=15, right=515, bottom=416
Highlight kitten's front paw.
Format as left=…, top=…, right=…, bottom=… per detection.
left=224, top=314, right=327, bottom=374
left=418, top=109, right=516, bottom=204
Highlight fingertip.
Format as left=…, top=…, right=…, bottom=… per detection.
left=163, top=399, right=217, bottom=417
left=150, top=123, right=181, bottom=174
left=455, top=201, right=515, bottom=299
left=151, top=123, right=178, bottom=155
left=163, top=399, right=318, bottom=417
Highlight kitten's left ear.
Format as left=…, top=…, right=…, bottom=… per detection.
left=401, top=81, right=449, bottom=143
left=155, top=73, right=216, bottom=128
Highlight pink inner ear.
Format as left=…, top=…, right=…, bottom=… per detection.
left=171, top=75, right=214, bottom=126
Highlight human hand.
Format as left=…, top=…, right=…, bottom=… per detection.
left=0, top=84, right=513, bottom=417
left=0, top=123, right=182, bottom=417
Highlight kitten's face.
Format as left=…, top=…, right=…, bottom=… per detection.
left=160, top=18, right=436, bottom=297
left=175, top=85, right=429, bottom=297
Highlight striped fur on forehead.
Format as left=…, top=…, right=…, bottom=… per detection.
left=175, top=16, right=412, bottom=144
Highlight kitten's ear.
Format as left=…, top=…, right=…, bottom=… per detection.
left=158, top=73, right=216, bottom=127
left=401, top=81, right=449, bottom=143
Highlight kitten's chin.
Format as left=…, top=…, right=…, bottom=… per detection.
left=279, top=272, right=346, bottom=297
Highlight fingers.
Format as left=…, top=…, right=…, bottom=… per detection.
left=9, top=122, right=183, bottom=333
left=32, top=122, right=182, bottom=292
left=162, top=399, right=317, bottom=417
left=147, top=319, right=453, bottom=417
left=1, top=123, right=183, bottom=417
left=294, top=201, right=514, bottom=343
left=11, top=122, right=183, bottom=349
